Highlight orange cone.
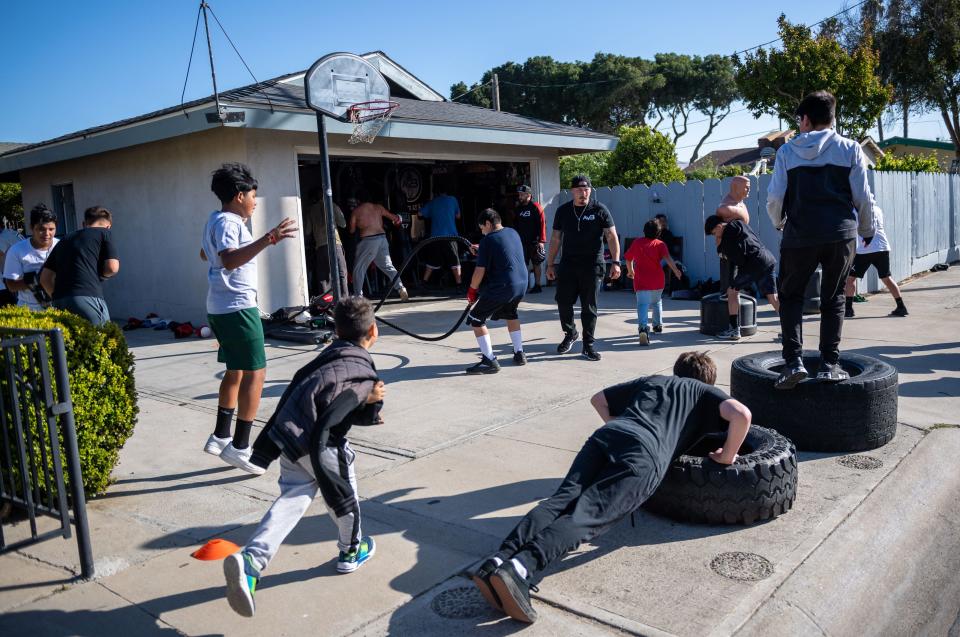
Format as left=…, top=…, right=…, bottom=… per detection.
left=191, top=538, right=241, bottom=561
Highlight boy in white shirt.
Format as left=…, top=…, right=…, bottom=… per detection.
left=844, top=206, right=907, bottom=317
left=3, top=204, right=58, bottom=311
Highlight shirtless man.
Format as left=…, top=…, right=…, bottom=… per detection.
left=349, top=195, right=408, bottom=300
left=714, top=176, right=752, bottom=294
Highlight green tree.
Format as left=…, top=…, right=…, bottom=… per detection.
left=734, top=15, right=892, bottom=139
left=684, top=159, right=751, bottom=181
left=688, top=55, right=740, bottom=163
left=649, top=53, right=700, bottom=142
left=0, top=183, right=23, bottom=228
left=603, top=126, right=686, bottom=186
left=560, top=152, right=611, bottom=188
left=874, top=151, right=943, bottom=171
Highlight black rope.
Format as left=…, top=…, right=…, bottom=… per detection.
left=206, top=4, right=275, bottom=113
left=371, top=235, right=477, bottom=342
left=179, top=3, right=203, bottom=118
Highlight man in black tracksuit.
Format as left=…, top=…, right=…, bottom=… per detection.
left=469, top=352, right=752, bottom=624
left=514, top=185, right=546, bottom=293
left=546, top=175, right=621, bottom=361
left=766, top=91, right=876, bottom=389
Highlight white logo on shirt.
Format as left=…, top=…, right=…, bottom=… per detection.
left=581, top=215, right=596, bottom=221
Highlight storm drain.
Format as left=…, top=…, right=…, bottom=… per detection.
left=710, top=552, right=773, bottom=581
left=837, top=455, right=883, bottom=470
left=431, top=586, right=490, bottom=619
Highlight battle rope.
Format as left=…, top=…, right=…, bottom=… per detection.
left=371, top=235, right=477, bottom=342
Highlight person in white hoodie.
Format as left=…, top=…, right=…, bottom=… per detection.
left=766, top=90, right=876, bottom=390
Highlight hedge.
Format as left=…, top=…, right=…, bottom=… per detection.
left=0, top=306, right=138, bottom=498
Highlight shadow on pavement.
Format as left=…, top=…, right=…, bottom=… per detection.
left=847, top=341, right=960, bottom=398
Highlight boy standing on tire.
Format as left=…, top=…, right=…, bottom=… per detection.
left=843, top=206, right=908, bottom=318
left=469, top=352, right=752, bottom=624
left=766, top=91, right=876, bottom=389
left=201, top=163, right=298, bottom=474
left=223, top=297, right=385, bottom=618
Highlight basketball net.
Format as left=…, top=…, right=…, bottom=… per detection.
left=347, top=100, right=399, bottom=144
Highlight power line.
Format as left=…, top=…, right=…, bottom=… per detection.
left=731, top=0, right=870, bottom=57
left=451, top=81, right=491, bottom=102
left=676, top=128, right=776, bottom=150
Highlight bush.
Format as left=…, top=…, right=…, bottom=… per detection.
left=685, top=158, right=751, bottom=182
left=603, top=125, right=686, bottom=187
left=873, top=152, right=942, bottom=173
left=559, top=152, right=611, bottom=188
left=0, top=306, right=137, bottom=498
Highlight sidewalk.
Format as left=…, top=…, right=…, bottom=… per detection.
left=2, top=267, right=959, bottom=636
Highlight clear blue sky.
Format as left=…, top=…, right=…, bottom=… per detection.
left=0, top=0, right=948, bottom=161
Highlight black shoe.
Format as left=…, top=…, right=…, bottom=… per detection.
left=530, top=285, right=542, bottom=294
left=816, top=362, right=849, bottom=382
left=844, top=307, right=855, bottom=318
left=582, top=345, right=601, bottom=361
left=470, top=558, right=503, bottom=611
left=557, top=331, right=579, bottom=354
left=638, top=328, right=650, bottom=346
left=775, top=359, right=808, bottom=390
left=653, top=325, right=663, bottom=333
left=466, top=356, right=500, bottom=375
left=890, top=305, right=909, bottom=317
left=513, top=351, right=527, bottom=366
left=489, top=562, right=538, bottom=624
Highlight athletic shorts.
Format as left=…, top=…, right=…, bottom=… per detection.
left=731, top=265, right=777, bottom=297
left=424, top=240, right=460, bottom=270
left=208, top=307, right=266, bottom=371
left=849, top=251, right=891, bottom=279
left=522, top=241, right=545, bottom=266
left=466, top=293, right=523, bottom=327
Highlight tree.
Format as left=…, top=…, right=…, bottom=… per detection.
left=734, top=15, right=892, bottom=139
left=688, top=55, right=740, bottom=163
left=908, top=0, right=960, bottom=158
left=0, top=183, right=23, bottom=228
left=560, top=153, right=611, bottom=188
left=649, top=53, right=700, bottom=142
left=603, top=126, right=686, bottom=186
left=577, top=54, right=664, bottom=132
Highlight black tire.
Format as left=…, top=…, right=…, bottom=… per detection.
left=730, top=350, right=898, bottom=452
left=644, top=426, right=797, bottom=525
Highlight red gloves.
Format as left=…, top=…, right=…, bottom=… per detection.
left=467, top=287, right=479, bottom=304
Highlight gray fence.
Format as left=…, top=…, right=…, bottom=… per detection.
left=546, top=171, right=960, bottom=293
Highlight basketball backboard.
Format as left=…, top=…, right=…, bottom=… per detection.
left=304, top=52, right=391, bottom=121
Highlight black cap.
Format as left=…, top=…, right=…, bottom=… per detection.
left=570, top=175, right=592, bottom=189
left=517, top=185, right=533, bottom=194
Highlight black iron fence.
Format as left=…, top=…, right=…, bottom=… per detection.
left=0, top=327, right=93, bottom=579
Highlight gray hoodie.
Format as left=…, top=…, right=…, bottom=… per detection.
left=766, top=129, right=876, bottom=249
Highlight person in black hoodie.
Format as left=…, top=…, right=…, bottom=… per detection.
left=704, top=215, right=780, bottom=340
left=223, top=296, right=385, bottom=618
left=766, top=91, right=876, bottom=388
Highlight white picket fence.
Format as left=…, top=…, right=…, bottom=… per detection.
left=545, top=171, right=960, bottom=293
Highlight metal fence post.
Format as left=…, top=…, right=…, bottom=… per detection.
left=48, top=329, right=94, bottom=579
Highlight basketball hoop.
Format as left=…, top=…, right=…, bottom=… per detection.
left=347, top=100, right=399, bottom=144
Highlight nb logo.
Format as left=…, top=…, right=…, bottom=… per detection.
left=582, top=215, right=596, bottom=221
left=520, top=211, right=531, bottom=217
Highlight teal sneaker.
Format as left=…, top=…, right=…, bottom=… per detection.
left=224, top=551, right=259, bottom=617
left=337, top=536, right=376, bottom=574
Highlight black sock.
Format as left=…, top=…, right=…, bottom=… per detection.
left=214, top=406, right=235, bottom=439
left=729, top=314, right=738, bottom=329
left=233, top=419, right=253, bottom=449
left=845, top=297, right=854, bottom=310
left=895, top=297, right=905, bottom=308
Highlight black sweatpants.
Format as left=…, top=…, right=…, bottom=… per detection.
left=778, top=239, right=856, bottom=365
left=495, top=435, right=661, bottom=577
left=555, top=263, right=604, bottom=344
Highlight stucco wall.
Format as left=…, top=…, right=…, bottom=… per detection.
left=19, top=125, right=563, bottom=322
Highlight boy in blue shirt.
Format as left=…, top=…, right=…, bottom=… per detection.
left=419, top=189, right=463, bottom=289
left=200, top=163, right=297, bottom=474
left=464, top=209, right=528, bottom=374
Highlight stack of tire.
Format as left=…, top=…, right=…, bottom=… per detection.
left=644, top=351, right=897, bottom=527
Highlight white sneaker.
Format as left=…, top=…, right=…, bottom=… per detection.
left=204, top=434, right=232, bottom=456
left=399, top=286, right=409, bottom=302
left=219, top=444, right=266, bottom=475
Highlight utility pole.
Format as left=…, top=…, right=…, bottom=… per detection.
left=492, top=73, right=501, bottom=111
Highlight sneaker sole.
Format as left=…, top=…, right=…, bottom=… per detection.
left=513, top=358, right=526, bottom=366
left=471, top=574, right=504, bottom=611
left=466, top=366, right=500, bottom=375
left=638, top=333, right=649, bottom=346
left=775, top=370, right=808, bottom=390
left=489, top=571, right=537, bottom=624
left=220, top=452, right=267, bottom=476
left=399, top=289, right=409, bottom=301
left=337, top=541, right=376, bottom=574
left=204, top=443, right=227, bottom=456
left=223, top=553, right=255, bottom=618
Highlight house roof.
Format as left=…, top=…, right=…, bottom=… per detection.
left=686, top=146, right=761, bottom=172
left=877, top=136, right=956, bottom=151
left=0, top=51, right=615, bottom=178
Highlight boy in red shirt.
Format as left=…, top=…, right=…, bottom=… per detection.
left=625, top=220, right=682, bottom=346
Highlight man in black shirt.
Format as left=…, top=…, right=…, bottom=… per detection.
left=547, top=175, right=621, bottom=361
left=41, top=206, right=120, bottom=326
left=513, top=185, right=546, bottom=293
left=469, top=351, right=752, bottom=624
left=704, top=215, right=780, bottom=340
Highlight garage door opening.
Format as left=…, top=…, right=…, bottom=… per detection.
left=297, top=156, right=532, bottom=299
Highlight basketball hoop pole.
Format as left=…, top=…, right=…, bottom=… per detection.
left=315, top=112, right=342, bottom=303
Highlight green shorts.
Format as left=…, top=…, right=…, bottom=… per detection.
left=207, top=307, right=266, bottom=371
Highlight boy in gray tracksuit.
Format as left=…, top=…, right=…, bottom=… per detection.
left=223, top=296, right=385, bottom=618
left=766, top=90, right=876, bottom=389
